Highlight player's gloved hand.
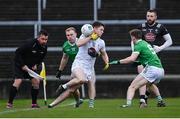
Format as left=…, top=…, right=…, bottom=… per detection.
left=91, top=33, right=98, bottom=40
left=131, top=61, right=141, bottom=67
left=109, top=60, right=120, bottom=65
left=56, top=70, right=62, bottom=79
left=88, top=47, right=99, bottom=57
left=153, top=45, right=162, bottom=53
left=103, top=63, right=109, bottom=70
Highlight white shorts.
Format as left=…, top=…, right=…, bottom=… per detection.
left=71, top=59, right=95, bottom=81
left=140, top=65, right=164, bottom=84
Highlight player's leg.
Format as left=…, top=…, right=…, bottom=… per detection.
left=149, top=84, right=166, bottom=107
left=60, top=61, right=87, bottom=90
left=60, top=68, right=87, bottom=91
left=142, top=66, right=165, bottom=107
left=48, top=84, right=81, bottom=108
left=73, top=89, right=83, bottom=108
left=122, top=74, right=148, bottom=107
left=31, top=78, right=40, bottom=108
left=7, top=79, right=22, bottom=108
left=87, top=72, right=96, bottom=108
left=137, top=65, right=148, bottom=106
left=139, top=85, right=147, bottom=107
left=7, top=65, right=24, bottom=108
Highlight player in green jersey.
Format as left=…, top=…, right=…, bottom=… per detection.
left=55, top=27, right=83, bottom=108
left=136, top=9, right=170, bottom=107
left=109, top=29, right=164, bottom=107
left=56, top=27, right=78, bottom=76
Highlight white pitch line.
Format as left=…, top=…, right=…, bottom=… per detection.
left=0, top=108, right=37, bottom=115
left=0, top=99, right=88, bottom=115
left=54, top=99, right=88, bottom=108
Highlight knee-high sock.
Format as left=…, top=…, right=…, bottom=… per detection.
left=31, top=87, right=39, bottom=104
left=8, top=86, right=18, bottom=104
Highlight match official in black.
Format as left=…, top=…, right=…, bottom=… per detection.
left=6, top=30, right=49, bottom=109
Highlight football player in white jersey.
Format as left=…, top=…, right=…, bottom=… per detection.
left=48, top=21, right=109, bottom=108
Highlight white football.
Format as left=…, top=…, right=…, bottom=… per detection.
left=81, top=24, right=93, bottom=37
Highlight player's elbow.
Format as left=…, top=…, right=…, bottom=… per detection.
left=168, top=38, right=173, bottom=46
left=164, top=34, right=173, bottom=46
left=169, top=39, right=173, bottom=46
left=129, top=56, right=137, bottom=62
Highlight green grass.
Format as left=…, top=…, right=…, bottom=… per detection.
left=0, top=98, right=180, bottom=118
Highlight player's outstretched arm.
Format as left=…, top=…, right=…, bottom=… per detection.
left=109, top=52, right=139, bottom=65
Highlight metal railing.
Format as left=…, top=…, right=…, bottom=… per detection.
left=1, top=19, right=180, bottom=38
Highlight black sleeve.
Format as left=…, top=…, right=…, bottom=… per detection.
left=37, top=46, right=47, bottom=66
left=15, top=41, right=32, bottom=67
left=160, top=24, right=169, bottom=36
left=41, top=48, right=47, bottom=62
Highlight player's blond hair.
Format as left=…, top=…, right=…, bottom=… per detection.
left=65, top=27, right=77, bottom=33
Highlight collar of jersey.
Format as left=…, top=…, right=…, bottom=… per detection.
left=146, top=22, right=158, bottom=27
left=135, top=39, right=142, bottom=44
left=67, top=41, right=76, bottom=46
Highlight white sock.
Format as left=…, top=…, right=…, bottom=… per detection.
left=140, top=99, right=145, bottom=103
left=62, top=84, right=67, bottom=89
left=127, top=99, right=132, bottom=105
left=49, top=103, right=54, bottom=106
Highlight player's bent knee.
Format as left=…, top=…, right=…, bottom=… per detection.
left=79, top=79, right=86, bottom=84
left=76, top=78, right=86, bottom=84
left=68, top=87, right=78, bottom=93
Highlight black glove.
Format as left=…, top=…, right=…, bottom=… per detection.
left=56, top=70, right=62, bottom=79
left=88, top=47, right=99, bottom=57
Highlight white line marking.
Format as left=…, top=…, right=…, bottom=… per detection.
left=0, top=99, right=88, bottom=115
left=0, top=108, right=37, bottom=115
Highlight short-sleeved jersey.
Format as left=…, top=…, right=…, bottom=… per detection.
left=75, top=34, right=106, bottom=67
left=137, top=22, right=169, bottom=46
left=133, top=39, right=163, bottom=68
left=62, top=41, right=78, bottom=61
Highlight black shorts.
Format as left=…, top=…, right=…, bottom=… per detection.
left=13, top=64, right=33, bottom=80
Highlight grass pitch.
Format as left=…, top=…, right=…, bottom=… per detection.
left=0, top=98, right=180, bottom=118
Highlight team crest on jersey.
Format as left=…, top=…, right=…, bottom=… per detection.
left=155, top=29, right=158, bottom=33
left=71, top=48, right=76, bottom=51
left=145, top=32, right=156, bottom=41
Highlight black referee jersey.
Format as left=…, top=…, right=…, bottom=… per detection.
left=14, top=38, right=47, bottom=69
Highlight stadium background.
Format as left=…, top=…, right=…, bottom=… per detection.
left=0, top=0, right=180, bottom=99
